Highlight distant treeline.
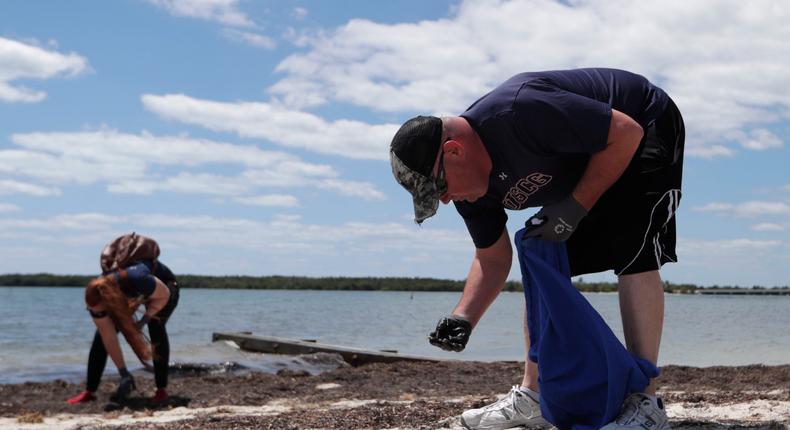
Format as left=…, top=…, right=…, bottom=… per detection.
left=1, top=273, right=786, bottom=293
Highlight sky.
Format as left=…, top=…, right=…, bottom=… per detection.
left=0, top=0, right=788, bottom=287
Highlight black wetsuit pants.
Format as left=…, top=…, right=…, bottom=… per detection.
left=86, top=284, right=179, bottom=392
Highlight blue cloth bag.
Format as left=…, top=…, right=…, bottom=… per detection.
left=514, top=228, right=659, bottom=430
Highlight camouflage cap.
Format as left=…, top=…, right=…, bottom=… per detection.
left=389, top=116, right=443, bottom=224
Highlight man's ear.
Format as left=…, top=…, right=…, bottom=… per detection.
left=442, top=139, right=465, bottom=159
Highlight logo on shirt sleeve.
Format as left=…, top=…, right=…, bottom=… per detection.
left=502, top=172, right=552, bottom=210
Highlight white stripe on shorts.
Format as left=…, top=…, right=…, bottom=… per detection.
left=653, top=233, right=661, bottom=268
left=617, top=188, right=681, bottom=276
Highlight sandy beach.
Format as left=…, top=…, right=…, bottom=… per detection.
left=1, top=358, right=787, bottom=429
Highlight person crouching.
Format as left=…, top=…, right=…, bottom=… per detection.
left=67, top=259, right=179, bottom=406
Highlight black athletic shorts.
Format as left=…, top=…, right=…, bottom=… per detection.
left=566, top=98, right=685, bottom=277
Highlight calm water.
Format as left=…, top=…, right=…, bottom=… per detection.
left=1, top=287, right=788, bottom=384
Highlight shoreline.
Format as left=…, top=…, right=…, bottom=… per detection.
left=4, top=278, right=789, bottom=294
left=4, top=285, right=790, bottom=297
left=2, top=360, right=788, bottom=429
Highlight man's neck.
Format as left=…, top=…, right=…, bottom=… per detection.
left=459, top=117, right=493, bottom=178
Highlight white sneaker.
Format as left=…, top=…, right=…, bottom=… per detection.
left=601, top=393, right=670, bottom=430
left=460, top=386, right=549, bottom=430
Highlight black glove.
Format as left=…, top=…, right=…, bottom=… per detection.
left=136, top=315, right=151, bottom=330
left=111, top=368, right=136, bottom=403
left=428, top=316, right=472, bottom=352
left=524, top=195, right=588, bottom=242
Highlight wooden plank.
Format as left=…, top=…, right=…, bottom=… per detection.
left=212, top=332, right=444, bottom=366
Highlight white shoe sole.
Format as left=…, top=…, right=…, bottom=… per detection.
left=459, top=416, right=552, bottom=430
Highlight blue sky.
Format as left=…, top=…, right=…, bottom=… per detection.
left=1, top=0, right=788, bottom=287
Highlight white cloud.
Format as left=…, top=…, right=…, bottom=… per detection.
left=1, top=129, right=384, bottom=200
left=679, top=238, right=783, bottom=255
left=695, top=201, right=790, bottom=218
left=0, top=203, right=20, bottom=213
left=751, top=222, right=789, bottom=232
left=730, top=128, right=784, bottom=150
left=146, top=0, right=254, bottom=27
left=0, top=179, right=61, bottom=196
left=282, top=26, right=319, bottom=48
left=267, top=0, right=790, bottom=157
left=5, top=129, right=294, bottom=182
left=240, top=170, right=385, bottom=201
left=108, top=172, right=253, bottom=196
left=222, top=29, right=276, bottom=49
left=684, top=144, right=735, bottom=159
left=0, top=212, right=124, bottom=231
left=2, top=210, right=786, bottom=282
left=0, top=37, right=89, bottom=103
left=0, top=211, right=460, bottom=251
left=142, top=93, right=398, bottom=160
left=0, top=212, right=473, bottom=274
left=234, top=194, right=300, bottom=207
left=293, top=7, right=308, bottom=20
left=316, top=179, right=385, bottom=201
left=673, top=236, right=788, bottom=287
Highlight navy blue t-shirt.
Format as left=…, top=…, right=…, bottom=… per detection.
left=117, top=260, right=176, bottom=299
left=456, top=68, right=669, bottom=248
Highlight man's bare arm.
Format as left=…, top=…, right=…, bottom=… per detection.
left=573, top=109, right=643, bottom=211
left=452, top=228, right=513, bottom=327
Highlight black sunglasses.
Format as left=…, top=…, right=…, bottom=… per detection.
left=434, top=149, right=447, bottom=196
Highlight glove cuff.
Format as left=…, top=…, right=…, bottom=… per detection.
left=563, top=195, right=588, bottom=218
left=448, top=315, right=472, bottom=329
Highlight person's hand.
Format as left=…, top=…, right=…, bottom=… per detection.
left=524, top=195, right=588, bottom=242
left=111, top=373, right=136, bottom=403
left=428, top=315, right=472, bottom=352
left=136, top=315, right=151, bottom=330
